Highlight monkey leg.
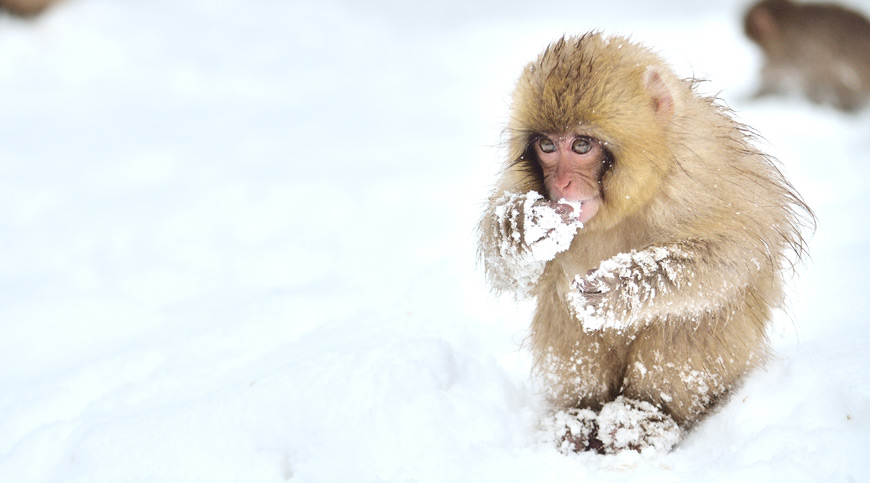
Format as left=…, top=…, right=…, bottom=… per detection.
left=622, top=307, right=768, bottom=428
left=540, top=326, right=625, bottom=455
left=532, top=321, right=628, bottom=410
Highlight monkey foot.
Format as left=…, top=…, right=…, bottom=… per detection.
left=553, top=408, right=605, bottom=454
left=595, top=396, right=682, bottom=454
left=552, top=397, right=681, bottom=455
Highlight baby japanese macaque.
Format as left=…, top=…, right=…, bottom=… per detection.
left=478, top=32, right=813, bottom=453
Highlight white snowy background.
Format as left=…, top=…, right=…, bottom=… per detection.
left=1, top=0, right=869, bottom=481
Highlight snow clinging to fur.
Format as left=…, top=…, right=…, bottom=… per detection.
left=485, top=191, right=581, bottom=297
left=567, top=245, right=692, bottom=332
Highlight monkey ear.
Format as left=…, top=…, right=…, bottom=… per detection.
left=643, top=67, right=675, bottom=122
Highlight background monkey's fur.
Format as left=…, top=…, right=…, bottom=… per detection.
left=478, top=33, right=813, bottom=444
left=0, top=0, right=57, bottom=17
left=744, top=0, right=870, bottom=112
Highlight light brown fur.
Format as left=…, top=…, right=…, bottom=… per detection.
left=478, top=33, right=813, bottom=436
left=744, top=0, right=870, bottom=111
left=0, top=0, right=57, bottom=17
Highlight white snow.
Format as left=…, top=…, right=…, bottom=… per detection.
left=522, top=191, right=582, bottom=261
left=1, top=0, right=869, bottom=481
left=557, top=198, right=584, bottom=217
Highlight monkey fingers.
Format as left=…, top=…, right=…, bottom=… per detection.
left=571, top=269, right=617, bottom=312
left=573, top=268, right=611, bottom=294
left=566, top=272, right=636, bottom=332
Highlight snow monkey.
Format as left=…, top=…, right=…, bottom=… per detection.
left=744, top=0, right=870, bottom=112
left=477, top=33, right=813, bottom=454
left=0, top=0, right=57, bottom=17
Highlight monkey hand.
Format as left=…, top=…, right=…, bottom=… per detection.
left=568, top=245, right=696, bottom=333
left=573, top=268, right=615, bottom=297
left=493, top=190, right=582, bottom=262
left=482, top=191, right=582, bottom=297
left=567, top=269, right=620, bottom=332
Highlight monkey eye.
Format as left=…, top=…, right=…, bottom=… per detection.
left=572, top=137, right=592, bottom=154
left=538, top=137, right=556, bottom=153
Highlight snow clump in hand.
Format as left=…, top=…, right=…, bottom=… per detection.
left=520, top=191, right=583, bottom=262
left=487, top=190, right=583, bottom=297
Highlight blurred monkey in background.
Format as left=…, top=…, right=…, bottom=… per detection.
left=744, top=0, right=870, bottom=111
left=0, top=0, right=57, bottom=17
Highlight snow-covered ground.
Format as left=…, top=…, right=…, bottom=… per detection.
left=1, top=0, right=869, bottom=481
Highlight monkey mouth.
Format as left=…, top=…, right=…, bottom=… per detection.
left=556, top=197, right=601, bottom=223
left=557, top=198, right=584, bottom=213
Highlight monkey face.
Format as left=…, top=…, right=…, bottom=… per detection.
left=508, top=34, right=678, bottom=232
left=533, top=133, right=608, bottom=223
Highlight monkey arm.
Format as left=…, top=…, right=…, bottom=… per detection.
left=479, top=190, right=582, bottom=298
left=567, top=239, right=763, bottom=332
